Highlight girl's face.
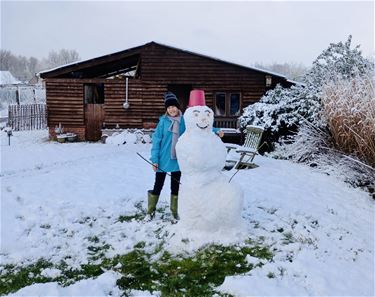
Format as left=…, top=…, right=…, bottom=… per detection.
left=167, top=106, right=179, bottom=117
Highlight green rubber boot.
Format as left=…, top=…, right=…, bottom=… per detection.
left=147, top=190, right=159, bottom=219
left=170, top=194, right=179, bottom=220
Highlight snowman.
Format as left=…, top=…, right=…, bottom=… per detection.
left=176, top=90, right=245, bottom=234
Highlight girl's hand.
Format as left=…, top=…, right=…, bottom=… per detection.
left=152, top=163, right=158, bottom=171
left=217, top=130, right=224, bottom=138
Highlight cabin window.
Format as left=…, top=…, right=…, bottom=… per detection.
left=230, top=93, right=240, bottom=116
left=214, top=92, right=241, bottom=116
left=265, top=75, right=272, bottom=87
left=84, top=83, right=104, bottom=104
left=215, top=93, right=226, bottom=116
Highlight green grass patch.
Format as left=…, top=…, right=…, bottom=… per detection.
left=0, top=259, right=53, bottom=295
left=116, top=242, right=273, bottom=296
left=1, top=224, right=272, bottom=296
left=117, top=201, right=147, bottom=222
left=1, top=240, right=272, bottom=296
left=117, top=213, right=145, bottom=222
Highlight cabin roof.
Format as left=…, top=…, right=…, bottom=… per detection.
left=39, top=41, right=289, bottom=80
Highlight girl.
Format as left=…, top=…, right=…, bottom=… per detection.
left=147, top=91, right=224, bottom=220
left=147, top=92, right=185, bottom=220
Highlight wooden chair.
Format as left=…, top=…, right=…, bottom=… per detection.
left=224, top=125, right=264, bottom=170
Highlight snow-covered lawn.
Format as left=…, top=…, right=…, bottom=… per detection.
left=1, top=130, right=374, bottom=296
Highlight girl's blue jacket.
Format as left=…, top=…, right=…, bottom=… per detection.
left=150, top=115, right=186, bottom=172
left=150, top=115, right=219, bottom=172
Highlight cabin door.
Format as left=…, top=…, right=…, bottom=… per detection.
left=85, top=104, right=104, bottom=141
left=84, top=83, right=105, bottom=141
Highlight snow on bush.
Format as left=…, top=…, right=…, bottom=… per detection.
left=245, top=36, right=375, bottom=191
left=271, top=72, right=375, bottom=192
left=240, top=36, right=373, bottom=135
left=240, top=84, right=322, bottom=132
left=321, top=72, right=375, bottom=167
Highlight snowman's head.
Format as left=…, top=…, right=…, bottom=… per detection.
left=184, top=105, right=214, bottom=133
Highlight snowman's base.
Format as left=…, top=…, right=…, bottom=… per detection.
left=166, top=222, right=248, bottom=252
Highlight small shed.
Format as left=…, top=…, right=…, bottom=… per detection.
left=39, top=41, right=294, bottom=141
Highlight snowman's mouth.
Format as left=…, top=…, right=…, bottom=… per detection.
left=196, top=123, right=209, bottom=130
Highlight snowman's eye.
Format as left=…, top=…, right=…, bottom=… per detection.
left=205, top=110, right=211, bottom=116
left=193, top=110, right=200, bottom=117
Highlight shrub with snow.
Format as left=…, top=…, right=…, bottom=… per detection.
left=240, top=84, right=322, bottom=133
left=242, top=36, right=375, bottom=191
left=240, top=36, right=373, bottom=137
left=271, top=71, right=375, bottom=192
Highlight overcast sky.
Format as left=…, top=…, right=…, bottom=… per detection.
left=1, top=1, right=374, bottom=67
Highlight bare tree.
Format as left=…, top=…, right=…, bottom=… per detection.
left=1, top=49, right=81, bottom=80
left=0, top=50, right=14, bottom=70
left=44, top=49, right=80, bottom=69
left=0, top=50, right=29, bottom=81
left=1, top=50, right=44, bottom=81
left=28, top=57, right=39, bottom=77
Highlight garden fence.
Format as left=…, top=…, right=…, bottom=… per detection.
left=8, top=103, right=47, bottom=131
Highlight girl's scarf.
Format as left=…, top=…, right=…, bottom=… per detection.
left=167, top=112, right=181, bottom=159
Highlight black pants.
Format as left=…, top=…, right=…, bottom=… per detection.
left=152, top=171, right=181, bottom=196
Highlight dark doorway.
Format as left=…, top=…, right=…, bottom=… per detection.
left=167, top=84, right=192, bottom=112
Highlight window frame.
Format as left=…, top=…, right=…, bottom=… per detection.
left=84, top=83, right=105, bottom=104
left=214, top=91, right=241, bottom=117
left=214, top=92, right=227, bottom=116
left=265, top=75, right=272, bottom=88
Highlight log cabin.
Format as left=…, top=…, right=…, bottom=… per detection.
left=39, top=41, right=295, bottom=141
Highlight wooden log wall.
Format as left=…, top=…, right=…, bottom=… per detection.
left=103, top=79, right=143, bottom=128
left=46, top=78, right=156, bottom=129
left=140, top=44, right=288, bottom=112
left=46, top=79, right=84, bottom=128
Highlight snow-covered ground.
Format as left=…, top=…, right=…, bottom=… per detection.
left=1, top=130, right=374, bottom=296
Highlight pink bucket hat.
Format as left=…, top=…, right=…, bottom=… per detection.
left=188, top=90, right=206, bottom=107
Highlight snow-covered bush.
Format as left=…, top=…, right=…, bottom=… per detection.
left=240, top=36, right=373, bottom=138
left=321, top=72, right=375, bottom=167
left=271, top=71, right=375, bottom=192
left=240, top=84, right=322, bottom=132
left=245, top=36, right=375, bottom=191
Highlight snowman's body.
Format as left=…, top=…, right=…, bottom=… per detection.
left=176, top=106, right=244, bottom=233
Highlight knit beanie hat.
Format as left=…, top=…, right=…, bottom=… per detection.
left=164, top=92, right=180, bottom=109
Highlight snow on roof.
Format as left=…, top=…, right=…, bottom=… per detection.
left=0, top=71, right=21, bottom=85
left=38, top=60, right=84, bottom=75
